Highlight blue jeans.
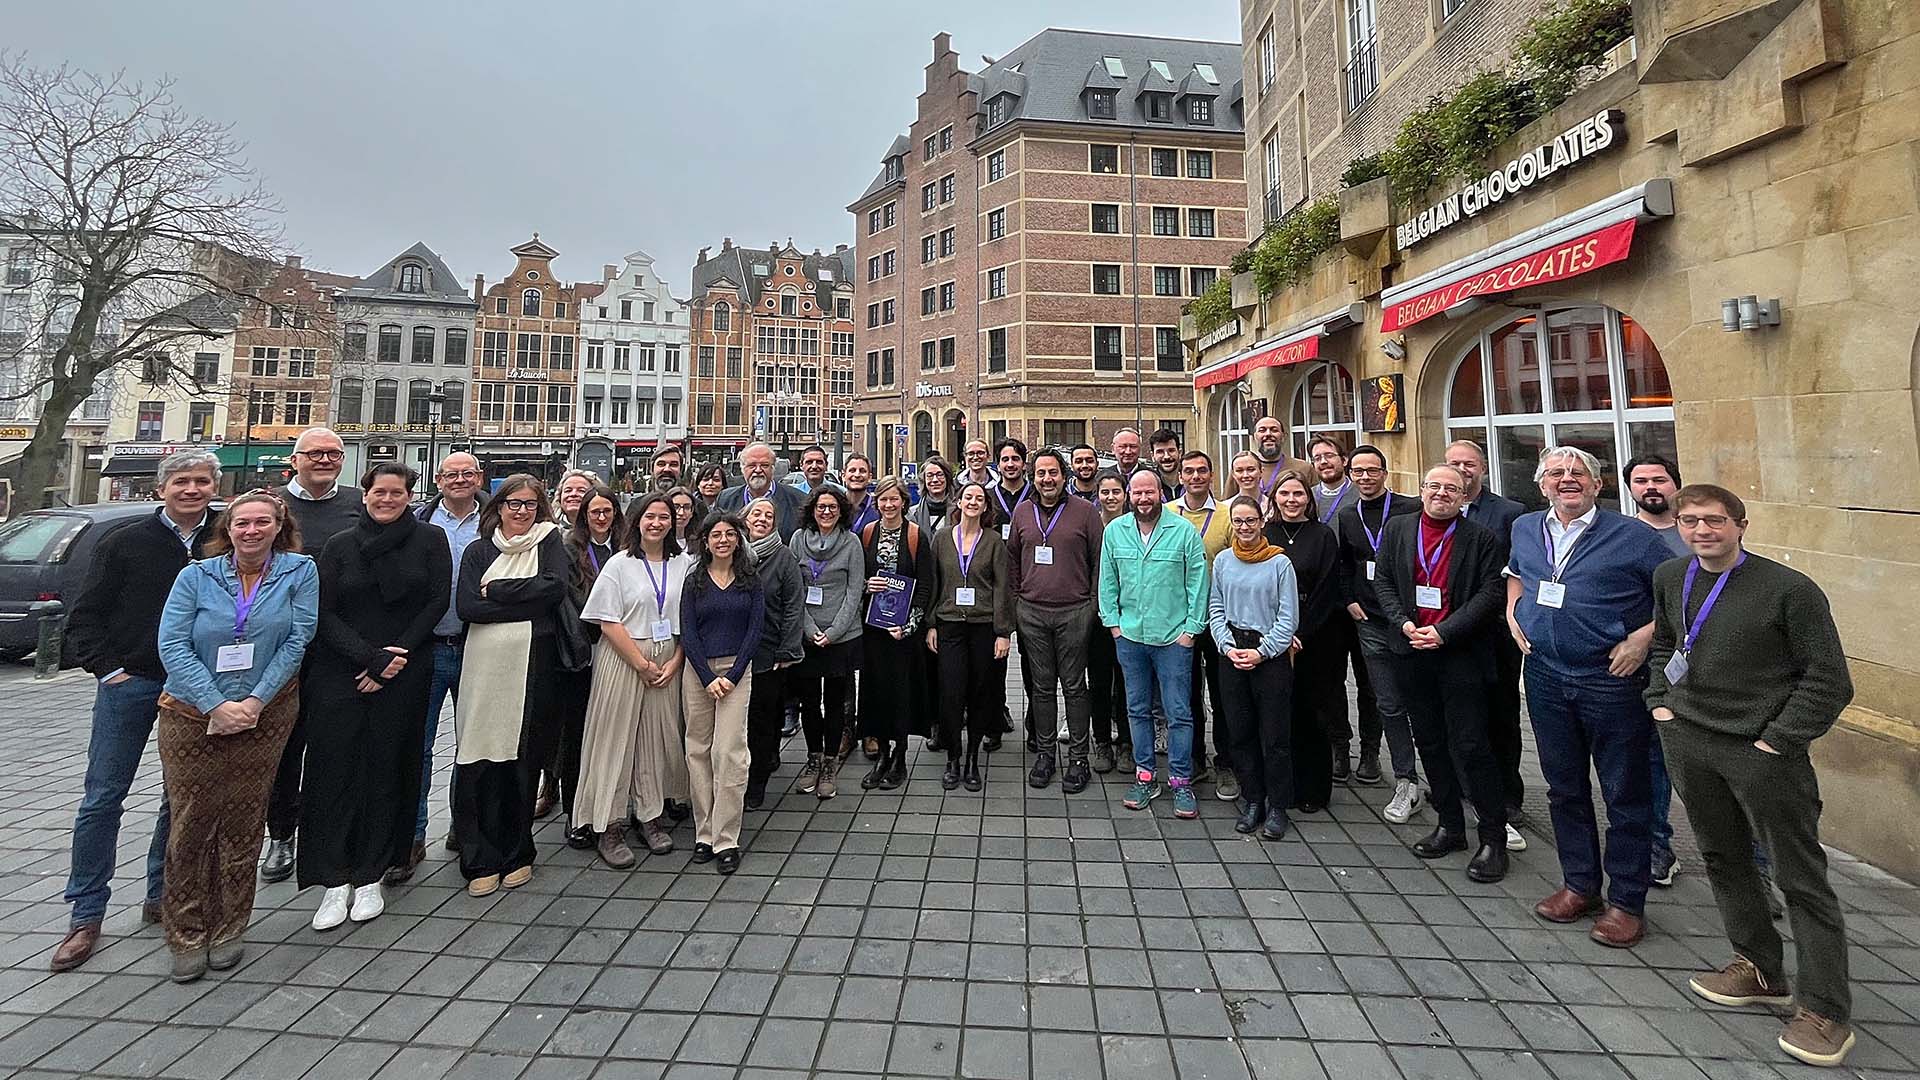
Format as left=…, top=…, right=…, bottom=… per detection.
left=1525, top=661, right=1654, bottom=914
left=416, top=641, right=462, bottom=842
left=1115, top=637, right=1194, bottom=782
left=65, top=675, right=170, bottom=927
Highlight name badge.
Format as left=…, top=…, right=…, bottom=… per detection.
left=1663, top=650, right=1689, bottom=685
left=805, top=585, right=825, bottom=606
left=1536, top=581, right=1567, bottom=609
left=1364, top=560, right=1376, bottom=581
left=954, top=587, right=977, bottom=607
left=1033, top=546, right=1054, bottom=566
left=215, top=642, right=256, bottom=673
left=999, top=524, right=1011, bottom=540
left=1415, top=585, right=1442, bottom=610
left=651, top=619, right=674, bottom=642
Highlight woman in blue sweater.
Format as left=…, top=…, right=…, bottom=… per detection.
left=1207, top=496, right=1299, bottom=840
left=156, top=490, right=319, bottom=982
left=679, top=512, right=766, bottom=874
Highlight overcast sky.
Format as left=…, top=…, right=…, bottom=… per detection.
left=11, top=1, right=1241, bottom=296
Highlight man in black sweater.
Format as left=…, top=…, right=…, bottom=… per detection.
left=1333, top=445, right=1420, bottom=817
left=53, top=450, right=219, bottom=972
left=1447, top=438, right=1529, bottom=840
left=1646, top=484, right=1856, bottom=1069
left=261, top=427, right=363, bottom=883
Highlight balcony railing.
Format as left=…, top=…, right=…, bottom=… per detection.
left=1344, top=36, right=1379, bottom=111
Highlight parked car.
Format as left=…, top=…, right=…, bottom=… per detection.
left=0, top=503, right=193, bottom=663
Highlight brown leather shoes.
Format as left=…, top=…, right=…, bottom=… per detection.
left=1589, top=906, right=1646, bottom=948
left=142, top=902, right=163, bottom=926
left=50, top=925, right=100, bottom=972
left=1534, top=887, right=1605, bottom=923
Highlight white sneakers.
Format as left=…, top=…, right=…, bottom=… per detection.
left=312, top=886, right=351, bottom=931
left=1505, top=823, right=1527, bottom=852
left=1383, top=779, right=1425, bottom=824
left=313, top=883, right=385, bottom=931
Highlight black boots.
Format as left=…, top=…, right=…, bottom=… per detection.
left=880, top=748, right=907, bottom=790
left=1413, top=826, right=1468, bottom=859
left=1467, top=843, right=1509, bottom=883
left=1234, top=799, right=1264, bottom=834
left=963, top=750, right=983, bottom=792
left=260, top=838, right=295, bottom=883
left=943, top=757, right=962, bottom=790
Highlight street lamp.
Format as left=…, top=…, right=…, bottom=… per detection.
left=240, top=386, right=262, bottom=492
left=426, top=390, right=446, bottom=495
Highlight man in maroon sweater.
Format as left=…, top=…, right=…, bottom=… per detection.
left=1006, top=449, right=1104, bottom=792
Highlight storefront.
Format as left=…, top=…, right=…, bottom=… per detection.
left=1185, top=25, right=1920, bottom=878
left=100, top=442, right=225, bottom=501
left=213, top=442, right=293, bottom=494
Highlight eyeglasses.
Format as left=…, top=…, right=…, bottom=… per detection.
left=296, top=449, right=345, bottom=462
left=1677, top=513, right=1734, bottom=529
left=1542, top=467, right=1592, bottom=480
left=438, top=469, right=481, bottom=480
left=501, top=499, right=540, bottom=512
left=1422, top=482, right=1464, bottom=495
left=1348, top=466, right=1384, bottom=477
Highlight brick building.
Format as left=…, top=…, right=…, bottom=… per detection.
left=224, top=256, right=356, bottom=489
left=575, top=250, right=689, bottom=487
left=850, top=30, right=1247, bottom=472
left=686, top=240, right=856, bottom=469
left=469, top=236, right=584, bottom=483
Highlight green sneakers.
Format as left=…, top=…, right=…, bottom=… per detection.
left=1123, top=771, right=1162, bottom=810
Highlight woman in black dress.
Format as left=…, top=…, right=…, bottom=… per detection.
left=557, top=483, right=623, bottom=849
left=302, top=463, right=450, bottom=929
left=452, top=474, right=569, bottom=897
left=857, top=477, right=935, bottom=789
left=1265, top=470, right=1340, bottom=814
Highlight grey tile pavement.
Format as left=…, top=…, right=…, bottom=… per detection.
left=0, top=662, right=1917, bottom=1078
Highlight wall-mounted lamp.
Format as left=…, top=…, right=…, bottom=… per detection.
left=1380, top=337, right=1407, bottom=361
left=1721, top=295, right=1781, bottom=332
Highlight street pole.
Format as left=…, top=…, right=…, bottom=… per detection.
left=427, top=390, right=445, bottom=496
left=241, top=387, right=257, bottom=493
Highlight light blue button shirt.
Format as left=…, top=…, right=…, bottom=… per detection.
left=428, top=501, right=483, bottom=637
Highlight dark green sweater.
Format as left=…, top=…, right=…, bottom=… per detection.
left=1645, top=550, right=1852, bottom=751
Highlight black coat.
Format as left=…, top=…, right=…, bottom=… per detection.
left=1372, top=512, right=1505, bottom=678
left=1463, top=489, right=1526, bottom=559
left=314, top=519, right=452, bottom=684
left=1333, top=492, right=1420, bottom=618
left=68, top=511, right=214, bottom=680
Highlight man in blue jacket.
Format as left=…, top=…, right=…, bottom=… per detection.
left=1505, top=446, right=1671, bottom=948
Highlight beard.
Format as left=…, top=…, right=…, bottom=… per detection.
left=1634, top=491, right=1669, bottom=514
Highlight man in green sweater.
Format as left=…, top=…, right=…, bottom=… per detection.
left=1645, top=483, right=1855, bottom=1069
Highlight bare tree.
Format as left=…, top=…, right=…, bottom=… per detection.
left=0, top=55, right=279, bottom=508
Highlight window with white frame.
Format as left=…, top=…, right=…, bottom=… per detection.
left=1259, top=23, right=1277, bottom=91
left=1287, top=362, right=1358, bottom=463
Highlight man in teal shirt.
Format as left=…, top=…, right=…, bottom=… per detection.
left=1099, top=471, right=1209, bottom=817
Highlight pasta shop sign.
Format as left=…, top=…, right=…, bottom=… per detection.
left=1395, top=110, right=1624, bottom=252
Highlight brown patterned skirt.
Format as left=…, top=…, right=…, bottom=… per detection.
left=156, top=683, right=299, bottom=954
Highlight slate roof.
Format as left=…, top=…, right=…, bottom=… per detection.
left=975, top=28, right=1243, bottom=135
left=690, top=243, right=854, bottom=310
left=340, top=242, right=475, bottom=307
left=151, top=290, right=246, bottom=332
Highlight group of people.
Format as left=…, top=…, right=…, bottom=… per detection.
left=45, top=417, right=1862, bottom=1068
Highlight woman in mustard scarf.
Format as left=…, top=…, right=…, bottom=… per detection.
left=1206, top=496, right=1300, bottom=840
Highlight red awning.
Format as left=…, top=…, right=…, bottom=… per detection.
left=1381, top=219, right=1638, bottom=332
left=1194, top=335, right=1319, bottom=388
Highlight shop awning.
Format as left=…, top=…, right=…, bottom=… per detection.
left=1193, top=302, right=1366, bottom=389
left=101, top=455, right=165, bottom=478
left=214, top=444, right=293, bottom=470
left=1380, top=179, right=1674, bottom=333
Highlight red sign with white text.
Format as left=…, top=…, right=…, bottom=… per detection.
left=1194, top=334, right=1320, bottom=388
left=1380, top=218, right=1638, bottom=333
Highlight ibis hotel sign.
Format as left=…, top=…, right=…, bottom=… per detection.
left=1396, top=110, right=1624, bottom=251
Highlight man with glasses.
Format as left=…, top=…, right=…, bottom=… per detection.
left=960, top=439, right=995, bottom=487
left=717, top=442, right=805, bottom=538
left=1302, top=433, right=1373, bottom=784
left=1447, top=439, right=1529, bottom=850
left=1100, top=427, right=1147, bottom=486
left=400, top=452, right=487, bottom=875
left=1646, top=484, right=1857, bottom=1069
left=1333, top=445, right=1420, bottom=814
left=1506, top=446, right=1671, bottom=948
left=261, top=427, right=363, bottom=884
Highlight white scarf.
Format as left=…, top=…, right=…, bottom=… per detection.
left=456, top=521, right=559, bottom=765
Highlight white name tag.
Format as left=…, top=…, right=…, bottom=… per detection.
left=1033, top=546, right=1054, bottom=565
left=1537, top=580, right=1567, bottom=609
left=215, top=642, right=256, bottom=673
left=1364, top=560, right=1376, bottom=581
left=805, top=585, right=825, bottom=606
left=954, top=587, right=977, bottom=607
left=1663, top=650, right=1689, bottom=685
left=1415, top=585, right=1442, bottom=610
left=651, top=619, right=674, bottom=642
left=999, top=524, right=1011, bottom=540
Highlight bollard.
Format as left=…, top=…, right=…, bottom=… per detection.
left=30, top=600, right=64, bottom=680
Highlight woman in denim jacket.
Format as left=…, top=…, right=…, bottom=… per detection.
left=155, top=490, right=319, bottom=982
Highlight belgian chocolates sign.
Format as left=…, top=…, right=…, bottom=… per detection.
left=1396, top=110, right=1624, bottom=252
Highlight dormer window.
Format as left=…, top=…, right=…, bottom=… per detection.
left=398, top=263, right=425, bottom=293
left=987, top=94, right=1010, bottom=129
left=884, top=156, right=902, bottom=181
left=1188, top=97, right=1213, bottom=124
left=1088, top=90, right=1116, bottom=119
left=1144, top=93, right=1172, bottom=122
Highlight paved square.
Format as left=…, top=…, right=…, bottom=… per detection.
left=2, top=664, right=1918, bottom=1078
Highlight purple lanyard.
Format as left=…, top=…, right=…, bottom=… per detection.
left=231, top=556, right=270, bottom=640
left=957, top=527, right=981, bottom=578
left=640, top=556, right=669, bottom=620
left=994, top=484, right=1028, bottom=518
left=587, top=544, right=603, bottom=573
left=1359, top=493, right=1392, bottom=553
left=1186, top=503, right=1215, bottom=536
left=1318, top=481, right=1350, bottom=525
left=1416, top=520, right=1456, bottom=584
left=1679, top=552, right=1745, bottom=653
left=1031, top=500, right=1066, bottom=543
left=1259, top=459, right=1286, bottom=496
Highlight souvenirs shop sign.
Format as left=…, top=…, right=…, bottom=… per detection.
left=1396, top=110, right=1624, bottom=252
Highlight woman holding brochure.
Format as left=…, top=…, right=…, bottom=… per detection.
left=856, top=477, right=935, bottom=789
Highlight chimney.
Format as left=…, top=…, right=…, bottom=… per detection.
left=698, top=246, right=710, bottom=262
left=284, top=254, right=302, bottom=269
left=721, top=237, right=732, bottom=251
left=835, top=244, right=848, bottom=253
left=933, top=32, right=951, bottom=60
left=603, top=263, right=617, bottom=282
left=473, top=274, right=485, bottom=302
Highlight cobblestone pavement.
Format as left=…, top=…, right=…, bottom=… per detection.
left=1, top=663, right=1918, bottom=1080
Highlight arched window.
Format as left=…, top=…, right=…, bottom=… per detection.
left=1287, top=361, right=1357, bottom=460
left=713, top=302, right=731, bottom=332
left=407, top=379, right=435, bottom=424
left=335, top=377, right=364, bottom=425
left=913, top=411, right=934, bottom=461
left=398, top=263, right=425, bottom=293
left=521, top=288, right=542, bottom=317
left=1445, top=304, right=1674, bottom=510
left=1217, top=384, right=1252, bottom=466
left=438, top=380, right=465, bottom=426
left=780, top=287, right=798, bottom=317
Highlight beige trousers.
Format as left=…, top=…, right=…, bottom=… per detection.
left=683, top=658, right=752, bottom=851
